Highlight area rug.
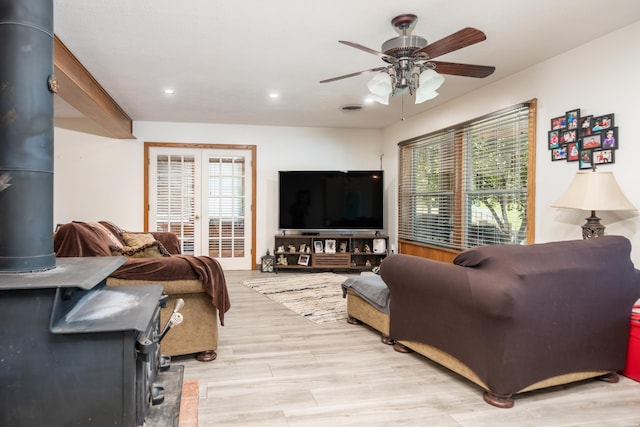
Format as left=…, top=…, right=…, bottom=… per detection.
left=241, top=272, right=349, bottom=324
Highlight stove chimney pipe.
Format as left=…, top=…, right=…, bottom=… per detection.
left=0, top=0, right=56, bottom=272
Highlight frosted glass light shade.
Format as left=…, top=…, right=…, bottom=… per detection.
left=418, top=69, right=445, bottom=92
left=367, top=72, right=393, bottom=96
left=366, top=93, right=389, bottom=105
left=415, top=88, right=438, bottom=104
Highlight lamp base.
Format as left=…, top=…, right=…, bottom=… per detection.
left=582, top=210, right=605, bottom=239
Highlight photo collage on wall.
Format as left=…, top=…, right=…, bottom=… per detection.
left=548, top=108, right=618, bottom=170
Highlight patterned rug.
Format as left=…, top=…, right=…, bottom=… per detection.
left=241, top=272, right=349, bottom=324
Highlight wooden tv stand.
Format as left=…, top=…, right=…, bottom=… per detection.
left=273, top=233, right=388, bottom=272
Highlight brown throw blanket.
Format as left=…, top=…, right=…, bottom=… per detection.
left=54, top=221, right=230, bottom=325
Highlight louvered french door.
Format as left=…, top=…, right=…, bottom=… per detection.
left=148, top=146, right=253, bottom=270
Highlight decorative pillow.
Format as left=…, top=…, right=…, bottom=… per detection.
left=111, top=232, right=172, bottom=258
left=110, top=241, right=169, bottom=258
left=121, top=232, right=157, bottom=248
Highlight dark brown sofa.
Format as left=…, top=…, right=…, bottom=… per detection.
left=54, top=221, right=230, bottom=361
left=346, top=236, right=640, bottom=407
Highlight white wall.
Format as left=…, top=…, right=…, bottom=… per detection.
left=53, top=125, right=140, bottom=229
left=54, top=121, right=383, bottom=265
left=54, top=20, right=640, bottom=266
left=382, top=20, right=640, bottom=264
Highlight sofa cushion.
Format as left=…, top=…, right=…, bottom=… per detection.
left=110, top=241, right=169, bottom=258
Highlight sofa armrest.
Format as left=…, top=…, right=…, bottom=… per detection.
left=381, top=254, right=476, bottom=312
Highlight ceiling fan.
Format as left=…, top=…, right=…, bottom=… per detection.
left=320, top=14, right=495, bottom=104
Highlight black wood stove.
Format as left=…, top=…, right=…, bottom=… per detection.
left=0, top=1, right=185, bottom=425
left=0, top=257, right=181, bottom=426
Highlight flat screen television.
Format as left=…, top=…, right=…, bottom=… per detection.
left=278, top=170, right=384, bottom=231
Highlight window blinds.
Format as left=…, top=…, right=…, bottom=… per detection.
left=398, top=102, right=532, bottom=250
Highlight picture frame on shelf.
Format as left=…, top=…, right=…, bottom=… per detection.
left=582, top=133, right=602, bottom=150
left=548, top=130, right=560, bottom=149
left=579, top=150, right=593, bottom=170
left=551, top=115, right=566, bottom=130
left=339, top=241, right=348, bottom=253
left=593, top=149, right=615, bottom=165
left=297, top=254, right=310, bottom=266
left=313, top=240, right=323, bottom=253
left=324, top=239, right=336, bottom=254
left=565, top=108, right=580, bottom=130
left=551, top=146, right=567, bottom=161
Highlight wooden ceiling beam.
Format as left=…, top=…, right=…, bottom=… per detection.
left=53, top=35, right=134, bottom=139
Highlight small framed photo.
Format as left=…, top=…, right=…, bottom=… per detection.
left=592, top=114, right=614, bottom=132
left=602, top=127, right=618, bottom=149
left=565, top=109, right=580, bottom=130
left=548, top=129, right=560, bottom=149
left=551, top=115, right=566, bottom=130
left=580, top=115, right=592, bottom=136
left=579, top=150, right=593, bottom=170
left=297, top=254, right=310, bottom=266
left=567, top=142, right=579, bottom=162
left=593, top=149, right=615, bottom=165
left=582, top=133, right=601, bottom=150
left=560, top=129, right=577, bottom=144
left=324, top=239, right=336, bottom=254
left=313, top=240, right=323, bottom=253
left=551, top=146, right=567, bottom=161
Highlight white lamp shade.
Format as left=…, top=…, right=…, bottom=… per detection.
left=415, top=88, right=438, bottom=104
left=367, top=72, right=393, bottom=96
left=418, top=69, right=445, bottom=92
left=551, top=170, right=636, bottom=211
left=366, top=92, right=389, bottom=105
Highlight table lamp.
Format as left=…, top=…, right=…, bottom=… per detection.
left=551, top=169, right=636, bottom=239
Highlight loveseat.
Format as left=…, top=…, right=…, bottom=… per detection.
left=344, top=236, right=640, bottom=407
left=54, top=221, right=230, bottom=361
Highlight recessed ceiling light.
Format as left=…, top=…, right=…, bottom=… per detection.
left=269, top=92, right=279, bottom=99
left=163, top=88, right=175, bottom=95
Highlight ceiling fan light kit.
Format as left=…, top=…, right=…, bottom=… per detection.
left=321, top=13, right=495, bottom=107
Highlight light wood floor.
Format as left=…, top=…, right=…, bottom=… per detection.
left=174, top=270, right=640, bottom=426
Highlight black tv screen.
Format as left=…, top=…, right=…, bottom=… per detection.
left=278, top=170, right=384, bottom=231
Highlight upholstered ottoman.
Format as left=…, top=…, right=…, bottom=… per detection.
left=342, top=274, right=392, bottom=343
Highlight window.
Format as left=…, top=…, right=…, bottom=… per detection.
left=398, top=100, right=536, bottom=251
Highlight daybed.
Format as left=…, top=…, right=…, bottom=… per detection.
left=54, top=221, right=230, bottom=361
left=344, top=236, right=640, bottom=407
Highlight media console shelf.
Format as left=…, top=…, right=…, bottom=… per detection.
left=273, top=234, right=388, bottom=272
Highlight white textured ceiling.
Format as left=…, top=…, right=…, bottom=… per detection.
left=53, top=0, right=640, bottom=129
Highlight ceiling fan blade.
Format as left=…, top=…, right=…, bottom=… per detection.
left=414, top=27, right=487, bottom=59
left=320, top=66, right=387, bottom=83
left=339, top=40, right=397, bottom=62
left=431, top=61, right=495, bottom=78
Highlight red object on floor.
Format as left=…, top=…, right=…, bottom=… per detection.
left=621, top=305, right=640, bottom=381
